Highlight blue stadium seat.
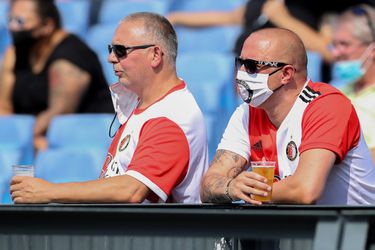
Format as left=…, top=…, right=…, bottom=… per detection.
left=169, top=0, right=246, bottom=12
left=85, top=23, right=118, bottom=85
left=306, top=50, right=323, bottom=83
left=176, top=52, right=234, bottom=113
left=98, top=0, right=169, bottom=25
left=0, top=115, right=35, bottom=164
left=175, top=26, right=241, bottom=54
left=46, top=114, right=116, bottom=150
left=35, top=148, right=105, bottom=183
left=0, top=115, right=35, bottom=204
left=56, top=0, right=90, bottom=38
left=0, top=1, right=9, bottom=27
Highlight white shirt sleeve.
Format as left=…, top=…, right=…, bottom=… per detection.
left=217, top=103, right=250, bottom=161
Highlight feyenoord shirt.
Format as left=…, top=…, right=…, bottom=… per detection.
left=218, top=80, right=375, bottom=205
left=100, top=82, right=209, bottom=203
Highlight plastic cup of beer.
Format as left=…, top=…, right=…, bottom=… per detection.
left=12, top=164, right=35, bottom=177
left=251, top=161, right=275, bottom=202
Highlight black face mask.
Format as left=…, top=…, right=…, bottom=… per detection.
left=11, top=30, right=37, bottom=70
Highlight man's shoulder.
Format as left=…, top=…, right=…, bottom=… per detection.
left=305, top=81, right=350, bottom=103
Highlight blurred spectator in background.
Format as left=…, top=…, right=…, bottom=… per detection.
left=331, top=4, right=375, bottom=162
left=167, top=0, right=374, bottom=81
left=10, top=12, right=209, bottom=204
left=0, top=0, right=113, bottom=151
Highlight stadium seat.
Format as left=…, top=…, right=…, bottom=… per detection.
left=0, top=115, right=35, bottom=204
left=46, top=114, right=116, bottom=150
left=85, top=23, right=118, bottom=85
left=0, top=1, right=8, bottom=27
left=56, top=0, right=90, bottom=38
left=0, top=115, right=35, bottom=164
left=35, top=148, right=105, bottom=183
left=169, top=0, right=246, bottom=12
left=176, top=52, right=234, bottom=113
left=306, top=50, right=323, bottom=83
left=175, top=26, right=241, bottom=54
left=98, top=0, right=169, bottom=25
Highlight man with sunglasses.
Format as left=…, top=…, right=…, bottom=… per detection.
left=201, top=28, right=375, bottom=205
left=10, top=12, right=209, bottom=204
left=331, top=4, right=375, bottom=163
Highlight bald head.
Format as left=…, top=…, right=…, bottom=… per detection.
left=242, top=28, right=307, bottom=73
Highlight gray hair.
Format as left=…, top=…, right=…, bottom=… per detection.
left=123, top=12, right=178, bottom=64
left=339, top=4, right=375, bottom=44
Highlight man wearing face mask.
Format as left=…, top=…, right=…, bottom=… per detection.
left=201, top=28, right=375, bottom=205
left=331, top=4, right=375, bottom=162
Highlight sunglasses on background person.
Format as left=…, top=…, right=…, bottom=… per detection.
left=235, top=57, right=288, bottom=74
left=108, top=44, right=155, bottom=58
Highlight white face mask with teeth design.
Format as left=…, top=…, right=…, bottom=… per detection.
left=236, top=70, right=274, bottom=107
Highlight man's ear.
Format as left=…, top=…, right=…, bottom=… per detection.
left=280, top=65, right=295, bottom=84
left=150, top=45, right=164, bottom=68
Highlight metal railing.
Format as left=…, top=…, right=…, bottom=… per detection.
left=0, top=204, right=374, bottom=250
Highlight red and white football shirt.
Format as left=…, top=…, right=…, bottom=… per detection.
left=218, top=80, right=375, bottom=205
left=100, top=82, right=209, bottom=203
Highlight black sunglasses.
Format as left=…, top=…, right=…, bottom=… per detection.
left=351, top=6, right=375, bottom=41
left=235, top=57, right=287, bottom=74
left=108, top=44, right=155, bottom=58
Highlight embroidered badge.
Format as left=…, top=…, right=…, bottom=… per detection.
left=119, top=134, right=131, bottom=152
left=286, top=141, right=298, bottom=161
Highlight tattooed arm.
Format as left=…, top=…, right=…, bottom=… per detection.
left=200, top=150, right=271, bottom=205
left=33, top=59, right=90, bottom=150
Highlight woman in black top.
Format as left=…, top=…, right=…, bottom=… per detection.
left=0, top=0, right=113, bottom=150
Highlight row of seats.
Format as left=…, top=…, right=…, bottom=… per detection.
left=0, top=114, right=116, bottom=203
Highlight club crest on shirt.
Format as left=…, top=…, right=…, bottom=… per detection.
left=119, top=134, right=131, bottom=152
left=286, top=141, right=297, bottom=161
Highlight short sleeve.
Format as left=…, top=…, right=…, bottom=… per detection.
left=125, top=117, right=189, bottom=202
left=217, top=103, right=250, bottom=161
left=300, top=93, right=361, bottom=161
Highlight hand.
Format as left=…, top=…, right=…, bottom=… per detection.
left=228, top=171, right=272, bottom=205
left=34, top=135, right=48, bottom=151
left=10, top=176, right=54, bottom=203
left=262, top=0, right=289, bottom=24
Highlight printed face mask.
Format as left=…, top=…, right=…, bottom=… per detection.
left=332, top=43, right=374, bottom=84
left=236, top=70, right=273, bottom=107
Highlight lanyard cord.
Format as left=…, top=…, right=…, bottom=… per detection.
left=108, top=112, right=119, bottom=138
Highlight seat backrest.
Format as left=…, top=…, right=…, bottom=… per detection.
left=98, top=0, right=168, bottom=25
left=169, top=0, right=246, bottom=12
left=175, top=26, right=241, bottom=54
left=306, top=50, right=323, bottom=83
left=85, top=23, right=118, bottom=85
left=46, top=114, right=116, bottom=150
left=56, top=0, right=90, bottom=38
left=35, top=148, right=105, bottom=183
left=0, top=115, right=35, bottom=164
left=176, top=52, right=235, bottom=113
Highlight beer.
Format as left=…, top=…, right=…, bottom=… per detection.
left=251, top=161, right=275, bottom=202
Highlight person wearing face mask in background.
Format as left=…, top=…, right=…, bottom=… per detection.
left=201, top=28, right=375, bottom=206
left=331, top=4, right=375, bottom=162
left=0, top=0, right=113, bottom=151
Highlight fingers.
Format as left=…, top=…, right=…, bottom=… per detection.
left=229, top=172, right=272, bottom=205
left=10, top=176, right=30, bottom=185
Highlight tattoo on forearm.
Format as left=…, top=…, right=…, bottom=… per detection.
left=202, top=174, right=229, bottom=203
left=202, top=150, right=247, bottom=203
